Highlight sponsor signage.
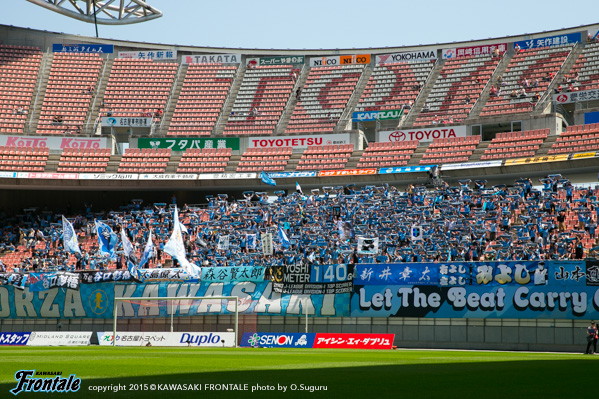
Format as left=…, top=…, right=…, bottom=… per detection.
left=17, top=172, right=78, bottom=180
left=378, top=126, right=468, bottom=143
left=0, top=135, right=108, bottom=150
left=352, top=109, right=403, bottom=122
left=553, top=89, right=599, bottom=104
left=27, top=331, right=91, bottom=346
left=0, top=332, right=30, bottom=346
left=514, top=32, right=581, bottom=50
left=442, top=43, right=507, bottom=59
left=79, top=269, right=195, bottom=284
left=375, top=50, right=437, bottom=64
left=138, top=174, right=198, bottom=180
left=504, top=154, right=568, bottom=166
left=201, top=266, right=265, bottom=283
left=0, top=172, right=16, bottom=178
left=378, top=165, right=435, bottom=174
left=246, top=56, right=305, bottom=66
left=118, top=50, right=177, bottom=60
left=97, top=332, right=235, bottom=347
left=268, top=171, right=317, bottom=178
left=248, top=133, right=350, bottom=149
left=182, top=54, right=241, bottom=64
left=240, top=333, right=316, bottom=348
left=138, top=137, right=240, bottom=151
left=571, top=152, right=597, bottom=159
left=197, top=173, right=256, bottom=180
left=309, top=54, right=370, bottom=67
left=102, top=117, right=152, bottom=128
left=79, top=173, right=138, bottom=180
left=318, top=169, right=376, bottom=177
left=440, top=160, right=503, bottom=171
left=53, top=43, right=113, bottom=53
left=313, top=333, right=394, bottom=349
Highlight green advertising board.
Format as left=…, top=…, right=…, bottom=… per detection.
left=138, top=137, right=240, bottom=151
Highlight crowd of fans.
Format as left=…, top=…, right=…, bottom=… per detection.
left=1, top=174, right=598, bottom=274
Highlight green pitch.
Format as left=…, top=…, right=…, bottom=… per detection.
left=0, top=347, right=595, bottom=398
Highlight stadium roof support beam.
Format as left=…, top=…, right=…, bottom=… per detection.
left=26, top=0, right=163, bottom=25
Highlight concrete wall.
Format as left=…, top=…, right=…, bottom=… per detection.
left=0, top=316, right=590, bottom=352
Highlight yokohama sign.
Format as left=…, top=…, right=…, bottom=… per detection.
left=375, top=50, right=437, bottom=64
left=378, top=126, right=467, bottom=143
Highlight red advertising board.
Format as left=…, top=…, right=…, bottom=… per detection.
left=318, top=169, right=376, bottom=177
left=312, top=333, right=394, bottom=349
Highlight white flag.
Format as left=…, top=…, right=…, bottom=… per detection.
left=120, top=228, right=134, bottom=259
left=217, top=235, right=230, bottom=250
left=357, top=237, right=379, bottom=254
left=410, top=225, right=424, bottom=241
left=164, top=207, right=200, bottom=277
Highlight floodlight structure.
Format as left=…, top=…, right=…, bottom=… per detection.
left=27, top=0, right=163, bottom=25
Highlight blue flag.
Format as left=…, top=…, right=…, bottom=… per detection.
left=127, top=259, right=145, bottom=283
left=95, top=220, right=118, bottom=259
left=278, top=224, right=290, bottom=249
left=260, top=170, right=276, bottom=186
left=62, top=216, right=81, bottom=255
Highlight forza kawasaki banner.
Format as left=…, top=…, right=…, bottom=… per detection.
left=0, top=281, right=348, bottom=319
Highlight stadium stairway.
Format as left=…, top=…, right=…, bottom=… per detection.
left=406, top=145, right=427, bottom=165
left=343, top=149, right=363, bottom=170
left=86, top=58, right=113, bottom=135
left=214, top=64, right=245, bottom=136
left=535, top=134, right=557, bottom=156
left=274, top=65, right=310, bottom=134
left=466, top=51, right=513, bottom=121
left=157, top=63, right=187, bottom=136
left=467, top=141, right=490, bottom=162
left=27, top=51, right=52, bottom=135
left=533, top=43, right=582, bottom=115
left=285, top=152, right=304, bottom=171
left=400, top=60, right=444, bottom=128
left=336, top=66, right=373, bottom=132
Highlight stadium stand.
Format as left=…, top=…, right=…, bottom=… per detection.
left=565, top=41, right=599, bottom=91
left=354, top=60, right=434, bottom=112
left=100, top=58, right=177, bottom=120
left=176, top=147, right=232, bottom=173
left=117, top=148, right=171, bottom=173
left=236, top=147, right=292, bottom=172
left=0, top=45, right=42, bottom=134
left=480, top=129, right=549, bottom=160
left=0, top=146, right=48, bottom=172
left=357, top=140, right=418, bottom=168
left=223, top=65, right=298, bottom=136
left=36, top=53, right=103, bottom=135
left=285, top=65, right=363, bottom=134
left=168, top=63, right=237, bottom=136
left=296, top=144, right=354, bottom=171
left=414, top=54, right=500, bottom=126
left=548, top=123, right=599, bottom=154
left=420, top=135, right=480, bottom=164
left=57, top=148, right=111, bottom=173
left=480, top=45, right=572, bottom=117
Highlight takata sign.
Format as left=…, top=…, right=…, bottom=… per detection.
left=378, top=125, right=467, bottom=143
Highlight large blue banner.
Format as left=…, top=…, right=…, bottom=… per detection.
left=0, top=281, right=349, bottom=319
left=513, top=32, right=581, bottom=50
left=352, top=284, right=599, bottom=319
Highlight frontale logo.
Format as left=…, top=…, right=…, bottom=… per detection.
left=11, top=370, right=81, bottom=395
